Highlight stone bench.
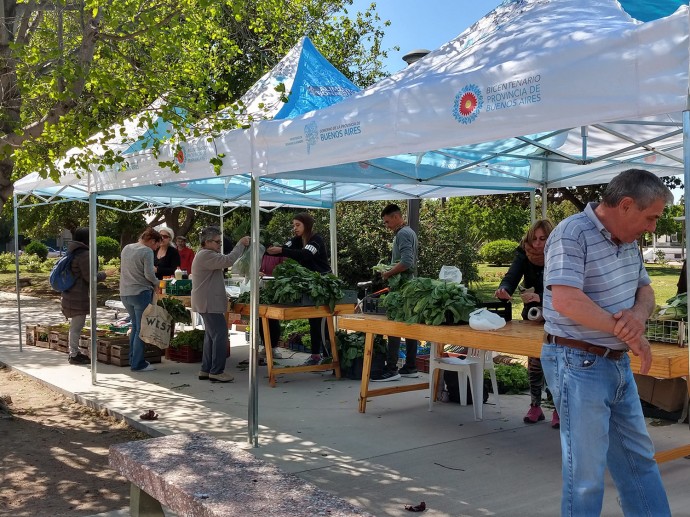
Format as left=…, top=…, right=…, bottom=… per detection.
left=109, top=432, right=374, bottom=517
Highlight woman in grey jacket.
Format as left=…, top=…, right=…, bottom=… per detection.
left=191, top=227, right=248, bottom=383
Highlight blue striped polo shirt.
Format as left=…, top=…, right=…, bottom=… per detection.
left=543, top=202, right=650, bottom=349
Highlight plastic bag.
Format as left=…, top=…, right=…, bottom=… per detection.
left=233, top=244, right=265, bottom=278
left=439, top=265, right=462, bottom=284
left=469, top=308, right=506, bottom=331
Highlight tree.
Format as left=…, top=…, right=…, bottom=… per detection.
left=1, top=0, right=391, bottom=214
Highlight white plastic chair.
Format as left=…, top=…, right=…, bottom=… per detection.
left=428, top=343, right=500, bottom=421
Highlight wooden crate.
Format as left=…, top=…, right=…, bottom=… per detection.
left=35, top=325, right=54, bottom=348
left=25, top=325, right=36, bottom=347
left=109, top=342, right=163, bottom=367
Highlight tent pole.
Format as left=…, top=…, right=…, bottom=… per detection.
left=13, top=194, right=22, bottom=351
left=89, top=193, right=98, bottom=384
left=329, top=198, right=338, bottom=276
left=220, top=203, right=225, bottom=254
left=683, top=109, right=690, bottom=375
left=529, top=191, right=536, bottom=223
left=248, top=175, right=260, bottom=447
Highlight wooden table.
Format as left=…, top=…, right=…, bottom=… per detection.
left=233, top=303, right=355, bottom=386
left=338, top=314, right=690, bottom=463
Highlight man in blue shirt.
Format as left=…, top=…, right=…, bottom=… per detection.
left=542, top=169, right=672, bottom=516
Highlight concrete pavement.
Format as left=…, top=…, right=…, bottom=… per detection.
left=2, top=291, right=690, bottom=517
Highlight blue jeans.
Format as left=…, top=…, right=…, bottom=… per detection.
left=541, top=343, right=670, bottom=517
left=121, top=290, right=153, bottom=371
left=199, top=312, right=229, bottom=375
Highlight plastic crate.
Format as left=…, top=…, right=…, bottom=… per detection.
left=165, top=345, right=203, bottom=363
left=415, top=354, right=430, bottom=373
left=362, top=295, right=387, bottom=315
left=339, top=289, right=358, bottom=304
left=165, top=279, right=192, bottom=296
left=645, top=319, right=686, bottom=346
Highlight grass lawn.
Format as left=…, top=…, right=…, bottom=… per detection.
left=472, top=262, right=684, bottom=320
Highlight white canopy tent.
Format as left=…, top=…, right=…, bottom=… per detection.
left=252, top=0, right=689, bottom=198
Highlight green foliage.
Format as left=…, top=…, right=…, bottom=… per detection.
left=336, top=330, right=387, bottom=369
left=418, top=200, right=481, bottom=283
left=96, top=236, right=120, bottom=262
left=4, top=0, right=391, bottom=213
left=22, top=255, right=44, bottom=273
left=444, top=197, right=531, bottom=243
left=382, top=277, right=478, bottom=325
left=24, top=241, right=49, bottom=261
left=0, top=253, right=15, bottom=273
left=263, top=259, right=346, bottom=311
left=105, top=257, right=121, bottom=269
left=157, top=298, right=192, bottom=324
left=480, top=240, right=519, bottom=266
left=170, top=329, right=206, bottom=351
left=334, top=201, right=394, bottom=286
left=490, top=363, right=529, bottom=394
left=282, top=319, right=311, bottom=349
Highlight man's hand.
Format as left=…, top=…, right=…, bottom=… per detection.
left=612, top=308, right=646, bottom=344
left=494, top=288, right=511, bottom=301
left=626, top=335, right=652, bottom=375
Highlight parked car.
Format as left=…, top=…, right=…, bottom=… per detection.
left=46, top=247, right=64, bottom=259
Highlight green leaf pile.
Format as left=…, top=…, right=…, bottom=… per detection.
left=262, top=259, right=347, bottom=312
left=382, top=277, right=478, bottom=326
left=170, top=329, right=205, bottom=351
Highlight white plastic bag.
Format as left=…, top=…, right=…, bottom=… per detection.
left=469, top=308, right=506, bottom=331
left=439, top=265, right=462, bottom=284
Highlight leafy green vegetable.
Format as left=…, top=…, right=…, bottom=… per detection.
left=170, top=329, right=205, bottom=351
left=382, top=277, right=477, bottom=325
left=262, top=259, right=347, bottom=312
left=651, top=292, right=687, bottom=321
left=336, top=330, right=387, bottom=369
left=158, top=297, right=192, bottom=324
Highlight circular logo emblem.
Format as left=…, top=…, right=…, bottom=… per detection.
left=175, top=148, right=186, bottom=165
left=453, top=84, right=483, bottom=125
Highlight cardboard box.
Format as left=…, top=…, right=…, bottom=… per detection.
left=634, top=374, right=688, bottom=413
left=233, top=323, right=249, bottom=333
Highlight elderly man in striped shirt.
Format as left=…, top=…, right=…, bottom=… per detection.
left=541, top=169, right=672, bottom=516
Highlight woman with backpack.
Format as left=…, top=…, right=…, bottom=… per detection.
left=61, top=227, right=107, bottom=365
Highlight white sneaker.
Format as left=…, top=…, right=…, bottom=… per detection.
left=272, top=347, right=283, bottom=359
left=134, top=362, right=156, bottom=372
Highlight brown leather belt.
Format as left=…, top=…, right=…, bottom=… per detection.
left=544, top=333, right=628, bottom=360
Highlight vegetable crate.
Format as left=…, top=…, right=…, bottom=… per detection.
left=25, top=325, right=36, bottom=347
left=165, top=345, right=203, bottom=363
left=165, top=279, right=192, bottom=296
left=415, top=354, right=430, bottom=373
left=645, top=319, right=687, bottom=346
left=362, top=295, right=387, bottom=315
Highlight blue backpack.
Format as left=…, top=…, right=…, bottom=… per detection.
left=49, top=253, right=77, bottom=292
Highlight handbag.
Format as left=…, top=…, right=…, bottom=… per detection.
left=139, top=297, right=174, bottom=349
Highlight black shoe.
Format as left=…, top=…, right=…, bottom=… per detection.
left=68, top=353, right=90, bottom=365
left=398, top=365, right=419, bottom=378
left=371, top=370, right=401, bottom=382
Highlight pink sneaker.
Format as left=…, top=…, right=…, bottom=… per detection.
left=523, top=405, right=545, bottom=423
left=551, top=410, right=560, bottom=429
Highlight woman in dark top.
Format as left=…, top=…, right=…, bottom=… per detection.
left=267, top=212, right=330, bottom=365
left=495, top=219, right=557, bottom=427
left=154, top=226, right=181, bottom=280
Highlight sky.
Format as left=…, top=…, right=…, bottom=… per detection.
left=349, top=0, right=503, bottom=74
